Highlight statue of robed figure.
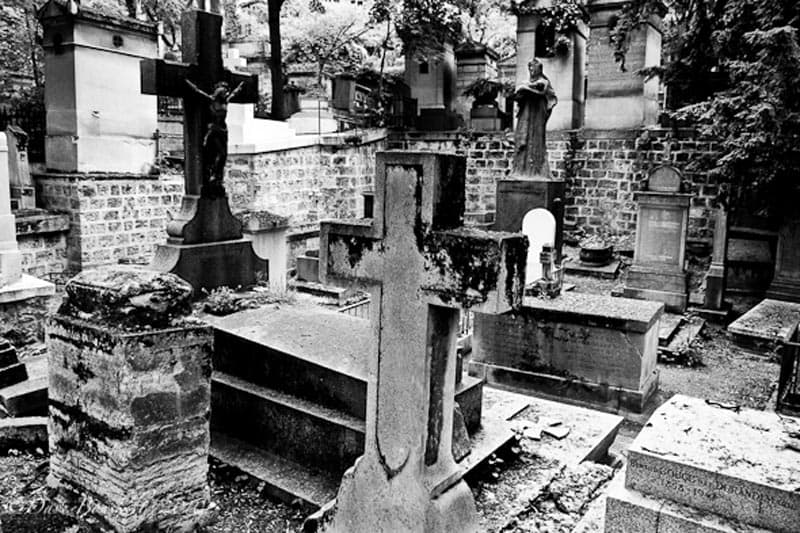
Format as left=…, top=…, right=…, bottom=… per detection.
left=512, top=59, right=557, bottom=178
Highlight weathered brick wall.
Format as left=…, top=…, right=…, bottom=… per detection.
left=36, top=174, right=184, bottom=270
left=389, top=129, right=720, bottom=241
left=226, top=138, right=384, bottom=231
left=30, top=137, right=382, bottom=275
left=14, top=212, right=71, bottom=278
left=17, top=230, right=68, bottom=278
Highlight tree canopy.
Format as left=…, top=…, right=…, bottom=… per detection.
left=635, top=0, right=800, bottom=217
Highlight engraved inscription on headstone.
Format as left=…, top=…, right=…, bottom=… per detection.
left=638, top=207, right=683, bottom=264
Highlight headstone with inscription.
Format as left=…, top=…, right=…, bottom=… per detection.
left=140, top=7, right=267, bottom=292
left=605, top=394, right=800, bottom=532
left=312, top=152, right=526, bottom=532
left=623, top=165, right=691, bottom=312
left=766, top=218, right=800, bottom=303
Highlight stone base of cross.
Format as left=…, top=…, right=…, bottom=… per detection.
left=310, top=152, right=527, bottom=532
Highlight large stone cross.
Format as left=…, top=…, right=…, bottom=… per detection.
left=140, top=8, right=257, bottom=243
left=316, top=152, right=527, bottom=532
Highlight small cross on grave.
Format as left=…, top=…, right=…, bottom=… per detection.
left=140, top=7, right=257, bottom=244
left=314, top=152, right=527, bottom=532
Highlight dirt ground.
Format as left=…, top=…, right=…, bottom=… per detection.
left=0, top=269, right=784, bottom=532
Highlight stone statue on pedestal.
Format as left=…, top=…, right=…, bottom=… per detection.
left=512, top=59, right=557, bottom=178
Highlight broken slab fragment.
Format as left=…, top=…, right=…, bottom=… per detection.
left=47, top=266, right=213, bottom=533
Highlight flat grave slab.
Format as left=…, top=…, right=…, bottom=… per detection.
left=564, top=258, right=621, bottom=279
left=207, top=303, right=370, bottom=382
left=0, top=274, right=54, bottom=304
left=626, top=394, right=800, bottom=532
left=728, top=298, right=800, bottom=347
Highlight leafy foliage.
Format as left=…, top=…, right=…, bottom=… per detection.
left=283, top=0, right=379, bottom=87
left=657, top=1, right=800, bottom=217
left=508, top=0, right=588, bottom=31
left=371, top=0, right=464, bottom=61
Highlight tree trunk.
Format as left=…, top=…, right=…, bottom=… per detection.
left=268, top=0, right=286, bottom=120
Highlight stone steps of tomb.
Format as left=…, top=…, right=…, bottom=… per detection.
left=0, top=376, right=48, bottom=417
left=0, top=355, right=48, bottom=417
left=0, top=362, right=28, bottom=389
left=212, top=371, right=366, bottom=477
left=212, top=327, right=485, bottom=432
left=210, top=431, right=341, bottom=510
left=211, top=371, right=500, bottom=479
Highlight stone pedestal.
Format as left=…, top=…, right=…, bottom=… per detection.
left=624, top=168, right=691, bottom=312
left=605, top=395, right=800, bottom=532
left=766, top=218, right=800, bottom=303
left=494, top=178, right=565, bottom=260
left=238, top=210, right=290, bottom=290
left=585, top=0, right=663, bottom=129
left=515, top=12, right=588, bottom=131
left=47, top=267, right=213, bottom=532
left=154, top=196, right=268, bottom=292
left=704, top=207, right=729, bottom=312
left=37, top=1, right=159, bottom=174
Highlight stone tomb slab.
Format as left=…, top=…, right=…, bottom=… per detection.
left=625, top=394, right=800, bottom=533
left=564, top=258, right=621, bottom=279
left=728, top=298, right=800, bottom=348
left=471, top=292, right=663, bottom=412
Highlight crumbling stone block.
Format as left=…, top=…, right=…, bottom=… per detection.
left=47, top=266, right=213, bottom=532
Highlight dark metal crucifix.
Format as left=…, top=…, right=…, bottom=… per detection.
left=140, top=8, right=257, bottom=199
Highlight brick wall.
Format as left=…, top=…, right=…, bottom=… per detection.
left=15, top=211, right=70, bottom=278
left=388, top=128, right=720, bottom=242
left=226, top=138, right=384, bottom=231
left=31, top=136, right=383, bottom=275
left=36, top=174, right=184, bottom=270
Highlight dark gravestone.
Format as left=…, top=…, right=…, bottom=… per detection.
left=140, top=8, right=266, bottom=292
left=767, top=218, right=800, bottom=303
left=623, top=165, right=691, bottom=312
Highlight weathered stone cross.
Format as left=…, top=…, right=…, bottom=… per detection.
left=140, top=8, right=257, bottom=243
left=316, top=152, right=527, bottom=532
